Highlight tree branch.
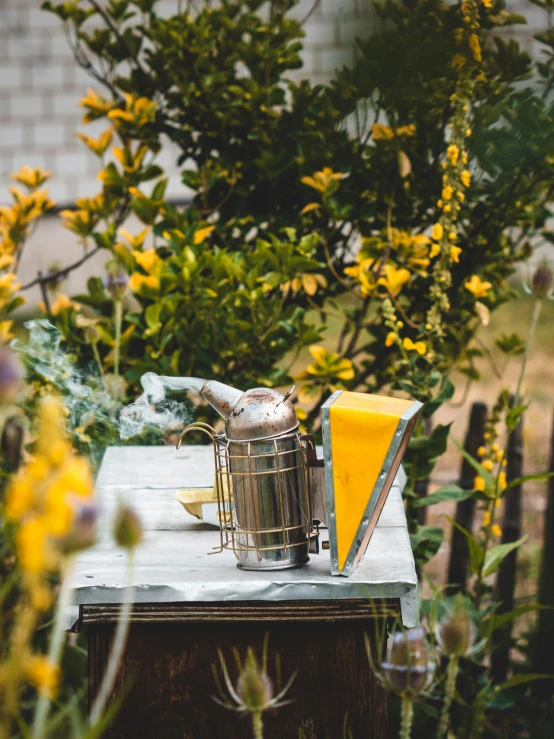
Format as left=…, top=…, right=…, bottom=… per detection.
left=21, top=247, right=101, bottom=291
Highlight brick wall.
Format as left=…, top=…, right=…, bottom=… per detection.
left=0, top=0, right=549, bottom=299
left=0, top=0, right=376, bottom=207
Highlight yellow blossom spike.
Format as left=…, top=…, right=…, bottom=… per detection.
left=465, top=274, right=492, bottom=299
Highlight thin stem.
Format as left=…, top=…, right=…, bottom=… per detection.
left=400, top=694, right=414, bottom=739
left=113, top=299, right=123, bottom=385
left=31, top=558, right=75, bottom=739
left=514, top=297, right=542, bottom=406
left=89, top=550, right=135, bottom=726
left=92, top=342, right=104, bottom=381
left=252, top=710, right=264, bottom=739
left=437, top=656, right=459, bottom=739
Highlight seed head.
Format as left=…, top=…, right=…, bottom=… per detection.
left=530, top=258, right=554, bottom=299
left=113, top=504, right=143, bottom=549
left=435, top=596, right=476, bottom=657
left=0, top=348, right=23, bottom=404
left=236, top=648, right=274, bottom=711
left=381, top=626, right=434, bottom=695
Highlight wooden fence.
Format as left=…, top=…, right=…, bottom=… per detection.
left=443, top=401, right=554, bottom=694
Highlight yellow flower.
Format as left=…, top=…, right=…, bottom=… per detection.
left=133, top=248, right=160, bottom=273
left=442, top=186, right=454, bottom=201
left=16, top=517, right=51, bottom=574
left=75, top=128, right=113, bottom=157
left=469, top=34, right=482, bottom=62
left=301, top=168, right=346, bottom=193
left=304, top=346, right=355, bottom=381
left=483, top=509, right=491, bottom=527
left=4, top=476, right=34, bottom=521
left=477, top=446, right=486, bottom=457
left=482, top=0, right=492, bottom=7
left=193, top=225, right=215, bottom=245
left=371, top=123, right=395, bottom=141
left=128, top=273, right=160, bottom=292
left=461, top=169, right=472, bottom=187
left=119, top=227, right=150, bottom=249
left=377, top=264, right=410, bottom=296
left=474, top=475, right=486, bottom=492
left=25, top=656, right=59, bottom=699
left=10, top=166, right=51, bottom=190
left=491, top=524, right=502, bottom=537
left=466, top=128, right=472, bottom=137
left=447, top=145, right=459, bottom=166
left=48, top=294, right=80, bottom=316
left=452, top=54, right=467, bottom=70
left=429, top=243, right=441, bottom=259
left=403, top=337, right=427, bottom=355
left=465, top=274, right=492, bottom=298
left=79, top=88, right=113, bottom=122
left=498, top=471, right=507, bottom=491
left=432, top=223, right=444, bottom=240
left=450, top=246, right=462, bottom=263
left=482, top=459, right=494, bottom=471
left=385, top=331, right=397, bottom=347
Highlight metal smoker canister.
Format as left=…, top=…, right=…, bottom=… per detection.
left=206, top=383, right=312, bottom=571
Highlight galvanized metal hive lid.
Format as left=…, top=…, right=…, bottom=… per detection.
left=226, top=387, right=299, bottom=441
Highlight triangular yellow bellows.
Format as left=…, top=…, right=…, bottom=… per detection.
left=329, top=392, right=414, bottom=572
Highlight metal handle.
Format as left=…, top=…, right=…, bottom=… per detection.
left=176, top=422, right=216, bottom=450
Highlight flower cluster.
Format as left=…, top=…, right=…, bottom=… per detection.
left=1, top=396, right=95, bottom=705
left=0, top=166, right=55, bottom=339
left=425, top=0, right=485, bottom=336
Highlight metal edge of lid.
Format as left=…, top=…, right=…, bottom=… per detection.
left=340, top=399, right=423, bottom=577
left=224, top=422, right=300, bottom=444
left=320, top=390, right=344, bottom=576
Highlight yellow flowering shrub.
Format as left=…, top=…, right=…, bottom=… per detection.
left=0, top=396, right=95, bottom=734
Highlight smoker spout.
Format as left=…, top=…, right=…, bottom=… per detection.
left=201, top=380, right=244, bottom=421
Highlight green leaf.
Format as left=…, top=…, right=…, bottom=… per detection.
left=444, top=516, right=483, bottom=574
left=408, top=423, right=451, bottom=456
left=452, top=439, right=496, bottom=496
left=505, top=470, right=554, bottom=491
left=501, top=673, right=552, bottom=690
left=485, top=603, right=554, bottom=634
left=413, top=484, right=472, bottom=508
left=482, top=536, right=527, bottom=577
left=423, top=377, right=455, bottom=418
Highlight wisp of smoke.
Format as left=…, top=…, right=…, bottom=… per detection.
left=12, top=320, right=192, bottom=468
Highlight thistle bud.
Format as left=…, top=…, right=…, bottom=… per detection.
left=0, top=348, right=22, bottom=405
left=84, top=324, right=102, bottom=344
left=236, top=648, right=274, bottom=711
left=435, top=596, right=476, bottom=657
left=103, top=268, right=129, bottom=300
left=57, top=503, right=97, bottom=555
left=530, top=258, right=554, bottom=299
left=381, top=626, right=434, bottom=695
left=114, top=504, right=143, bottom=549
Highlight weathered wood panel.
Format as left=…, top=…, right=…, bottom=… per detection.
left=89, top=616, right=389, bottom=739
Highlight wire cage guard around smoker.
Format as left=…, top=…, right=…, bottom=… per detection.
left=177, top=423, right=313, bottom=570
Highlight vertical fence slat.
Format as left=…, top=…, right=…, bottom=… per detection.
left=532, top=411, right=554, bottom=701
left=491, top=401, right=524, bottom=683
left=416, top=417, right=433, bottom=526
left=447, top=402, right=487, bottom=593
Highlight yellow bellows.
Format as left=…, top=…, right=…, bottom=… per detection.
left=322, top=390, right=422, bottom=576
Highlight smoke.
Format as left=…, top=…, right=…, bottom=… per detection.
left=12, top=320, right=191, bottom=469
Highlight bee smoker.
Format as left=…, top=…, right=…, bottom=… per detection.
left=174, top=379, right=314, bottom=571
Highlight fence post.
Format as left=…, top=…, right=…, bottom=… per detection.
left=532, top=411, right=554, bottom=701
left=416, top=417, right=433, bottom=526
left=490, top=400, right=524, bottom=683
left=447, top=402, right=487, bottom=593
